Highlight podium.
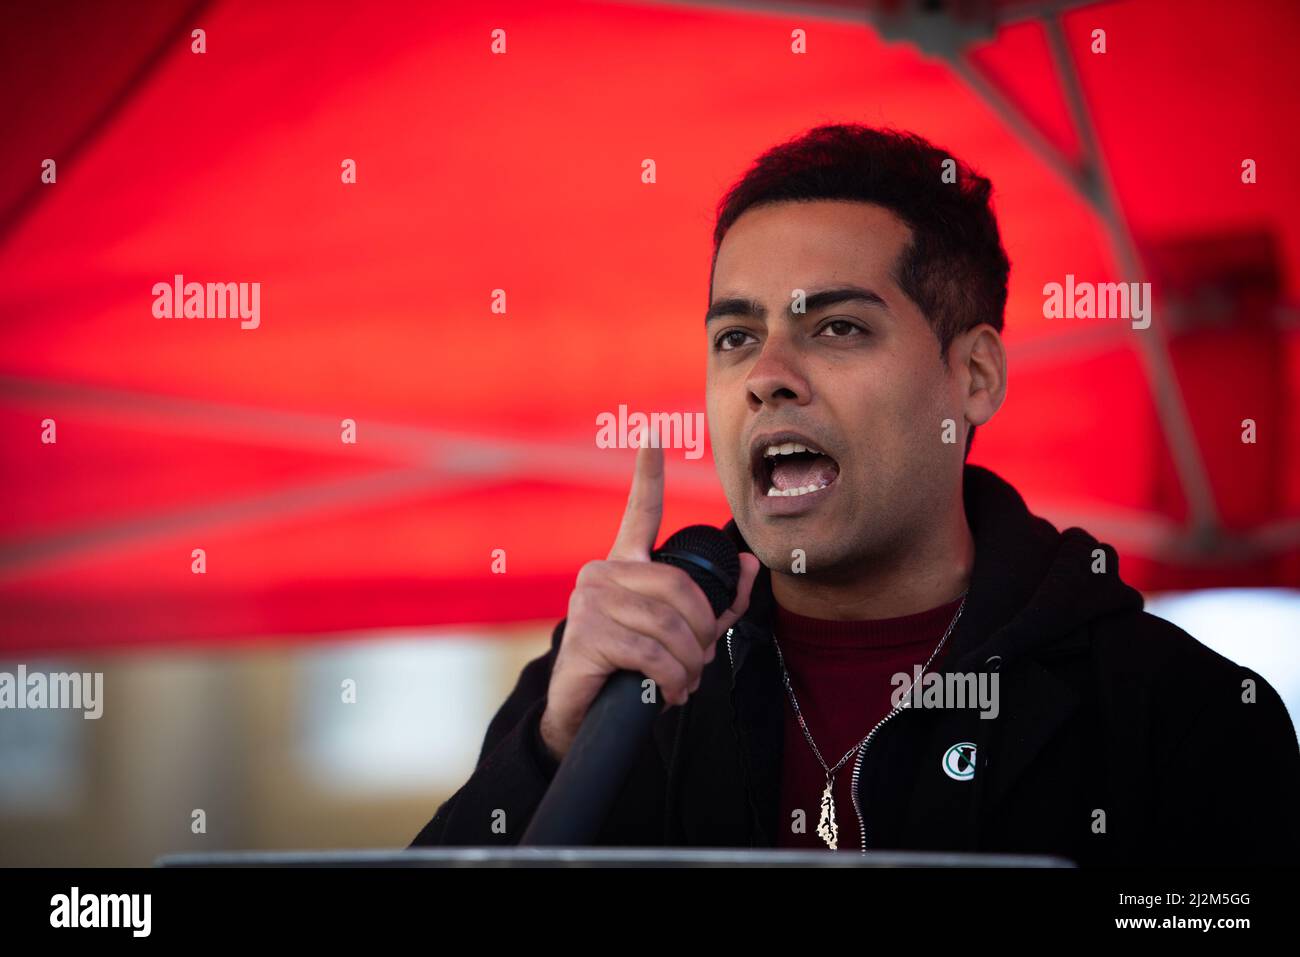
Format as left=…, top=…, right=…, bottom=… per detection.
left=156, top=848, right=1075, bottom=867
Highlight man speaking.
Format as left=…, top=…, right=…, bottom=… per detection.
left=410, top=124, right=1300, bottom=865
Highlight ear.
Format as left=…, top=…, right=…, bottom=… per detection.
left=953, top=323, right=1006, bottom=433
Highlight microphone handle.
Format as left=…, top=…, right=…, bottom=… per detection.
left=520, top=670, right=658, bottom=846
left=519, top=527, right=738, bottom=847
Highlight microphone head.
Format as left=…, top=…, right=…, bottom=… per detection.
left=652, top=524, right=741, bottom=617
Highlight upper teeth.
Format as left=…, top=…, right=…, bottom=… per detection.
left=763, top=442, right=821, bottom=457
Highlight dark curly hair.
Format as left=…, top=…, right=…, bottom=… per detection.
left=709, top=124, right=1010, bottom=457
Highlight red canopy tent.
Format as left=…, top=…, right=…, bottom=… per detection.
left=1, top=0, right=1297, bottom=654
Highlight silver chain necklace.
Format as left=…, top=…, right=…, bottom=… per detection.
left=771, top=591, right=968, bottom=850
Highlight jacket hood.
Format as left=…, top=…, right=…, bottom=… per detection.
left=721, top=464, right=1145, bottom=672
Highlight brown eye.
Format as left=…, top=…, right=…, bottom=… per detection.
left=820, top=319, right=865, bottom=338
left=715, top=330, right=755, bottom=351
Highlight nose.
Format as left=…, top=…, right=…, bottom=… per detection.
left=745, top=334, right=811, bottom=411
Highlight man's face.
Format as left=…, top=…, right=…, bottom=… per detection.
left=705, top=200, right=965, bottom=579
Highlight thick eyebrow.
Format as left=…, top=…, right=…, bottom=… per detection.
left=704, top=285, right=888, bottom=326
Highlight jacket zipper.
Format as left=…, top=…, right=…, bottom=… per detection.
left=849, top=701, right=911, bottom=853
left=727, top=625, right=878, bottom=854
left=728, top=624, right=924, bottom=854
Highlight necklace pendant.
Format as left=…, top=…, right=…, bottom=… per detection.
left=816, top=781, right=838, bottom=850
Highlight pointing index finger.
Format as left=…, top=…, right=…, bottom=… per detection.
left=608, top=423, right=665, bottom=561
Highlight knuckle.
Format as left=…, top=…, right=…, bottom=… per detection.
left=662, top=563, right=696, bottom=595
left=576, top=561, right=606, bottom=587
left=567, top=584, right=593, bottom=618
left=639, top=634, right=668, bottom=666
left=615, top=629, right=652, bottom=664
left=602, top=560, right=635, bottom=585
left=653, top=602, right=680, bottom=639
left=678, top=618, right=705, bottom=658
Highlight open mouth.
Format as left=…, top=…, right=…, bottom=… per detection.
left=751, top=437, right=841, bottom=499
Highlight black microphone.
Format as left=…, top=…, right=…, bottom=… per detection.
left=519, top=525, right=740, bottom=846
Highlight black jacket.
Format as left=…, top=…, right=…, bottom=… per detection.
left=411, top=465, right=1300, bottom=866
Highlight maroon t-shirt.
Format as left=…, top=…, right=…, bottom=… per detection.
left=774, top=594, right=964, bottom=850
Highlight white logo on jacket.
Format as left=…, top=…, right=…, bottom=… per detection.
left=942, top=742, right=977, bottom=781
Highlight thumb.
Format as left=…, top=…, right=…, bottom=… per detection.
left=715, top=552, right=761, bottom=638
